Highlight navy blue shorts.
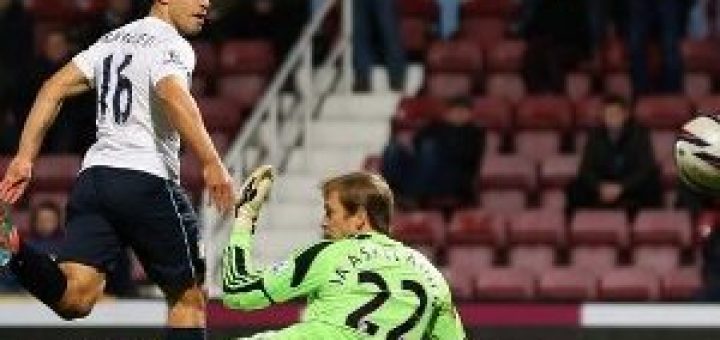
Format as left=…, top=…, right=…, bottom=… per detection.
left=58, top=166, right=204, bottom=292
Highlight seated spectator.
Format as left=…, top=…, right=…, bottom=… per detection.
left=0, top=0, right=34, bottom=119
left=382, top=97, right=486, bottom=210
left=567, top=95, right=662, bottom=215
left=80, top=0, right=139, bottom=46
left=26, top=201, right=65, bottom=255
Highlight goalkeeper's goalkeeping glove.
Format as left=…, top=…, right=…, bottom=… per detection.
left=234, top=164, right=275, bottom=233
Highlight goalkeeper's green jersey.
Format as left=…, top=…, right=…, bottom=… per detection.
left=222, top=227, right=466, bottom=340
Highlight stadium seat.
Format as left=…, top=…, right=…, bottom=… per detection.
left=219, top=40, right=275, bottom=74
left=509, top=245, right=556, bottom=273
left=681, top=39, right=720, bottom=75
left=444, top=266, right=475, bottom=300
left=694, top=95, right=720, bottom=115
left=633, top=210, right=692, bottom=247
left=471, top=96, right=513, bottom=131
left=478, top=155, right=536, bottom=191
left=566, top=72, right=592, bottom=101
left=537, top=267, right=597, bottom=301
left=449, top=246, right=495, bottom=269
left=33, top=155, right=81, bottom=192
left=661, top=267, right=702, bottom=301
left=398, top=0, right=438, bottom=19
left=571, top=246, right=618, bottom=276
left=474, top=267, right=535, bottom=301
left=570, top=210, right=630, bottom=247
left=400, top=17, right=431, bottom=56
left=602, top=37, right=629, bottom=72
left=486, top=73, right=526, bottom=104
left=196, top=97, right=244, bottom=136
left=507, top=209, right=566, bottom=246
left=574, top=96, right=604, bottom=129
left=539, top=155, right=580, bottom=189
left=660, top=159, right=678, bottom=189
left=426, top=73, right=473, bottom=99
left=192, top=41, right=218, bottom=76
left=391, top=211, right=445, bottom=246
left=458, top=18, right=507, bottom=51
left=210, top=132, right=230, bottom=156
left=515, top=131, right=562, bottom=162
left=29, top=192, right=69, bottom=214
left=539, top=189, right=566, bottom=210
left=479, top=189, right=527, bottom=214
left=180, top=154, right=202, bottom=198
left=485, top=40, right=526, bottom=73
left=650, top=131, right=677, bottom=164
left=394, top=96, right=443, bottom=132
left=635, top=95, right=692, bottom=129
left=426, top=40, right=483, bottom=74
left=461, top=0, right=519, bottom=18
left=684, top=72, right=712, bottom=101
left=24, top=0, right=78, bottom=21
left=485, top=131, right=502, bottom=155
left=599, top=268, right=660, bottom=301
left=218, top=74, right=267, bottom=110
left=633, top=246, right=681, bottom=274
left=603, top=73, right=631, bottom=99
left=515, top=95, right=573, bottom=130
left=447, top=209, right=507, bottom=246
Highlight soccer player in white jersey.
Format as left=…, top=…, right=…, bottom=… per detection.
left=0, top=1, right=232, bottom=338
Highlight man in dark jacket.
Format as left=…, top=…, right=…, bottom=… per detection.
left=567, top=95, right=662, bottom=214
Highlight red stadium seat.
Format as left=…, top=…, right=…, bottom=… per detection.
left=29, top=192, right=69, bottom=213
left=449, top=246, right=495, bottom=270
left=635, top=95, right=692, bottom=129
left=218, top=74, right=267, bottom=110
left=604, top=73, right=632, bottom=99
left=471, top=96, right=513, bottom=131
left=474, top=267, right=535, bottom=301
left=426, top=40, right=483, bottom=74
left=210, top=132, right=230, bottom=156
left=684, top=73, right=712, bottom=101
left=391, top=211, right=445, bottom=246
left=540, top=189, right=566, bottom=210
left=24, top=0, right=78, bottom=21
left=571, top=246, right=618, bottom=275
left=461, top=0, right=519, bottom=18
left=537, top=267, right=597, bottom=301
left=458, top=18, right=507, bottom=50
left=566, top=72, right=592, bottom=101
left=661, top=267, right=702, bottom=301
left=682, top=39, right=720, bottom=75
left=486, top=73, right=526, bottom=104
left=180, top=154, right=203, bottom=198
left=11, top=209, right=30, bottom=236
left=426, top=73, right=473, bottom=99
left=196, top=97, right=244, bottom=136
left=394, top=96, right=443, bottom=131
left=570, top=210, right=630, bottom=247
left=508, top=209, right=566, bottom=246
left=398, top=0, right=438, bottom=18
left=633, top=210, right=692, bottom=247
left=509, top=245, right=556, bottom=273
left=694, top=95, right=720, bottom=115
left=192, top=41, right=218, bottom=76
left=479, top=189, right=527, bottom=214
left=444, top=266, right=475, bottom=300
left=660, top=159, right=678, bottom=189
left=599, top=268, right=660, bottom=301
left=650, top=131, right=677, bottom=164
left=574, top=96, right=604, bottom=129
left=485, top=131, right=502, bottom=155
left=540, top=155, right=580, bottom=189
left=515, top=131, right=561, bottom=162
left=516, top=95, right=573, bottom=130
left=485, top=40, right=526, bottom=73
left=219, top=40, right=275, bottom=74
left=633, top=246, right=681, bottom=274
left=447, top=209, right=506, bottom=246
left=33, top=155, right=81, bottom=192
left=400, top=17, right=431, bottom=56
left=602, top=37, right=629, bottom=72
left=479, top=155, right=536, bottom=191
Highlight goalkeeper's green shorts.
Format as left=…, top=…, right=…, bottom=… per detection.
left=239, top=321, right=360, bottom=339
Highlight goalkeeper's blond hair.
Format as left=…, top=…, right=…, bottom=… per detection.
left=321, top=172, right=394, bottom=234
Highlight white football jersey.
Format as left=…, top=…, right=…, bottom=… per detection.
left=72, top=16, right=195, bottom=182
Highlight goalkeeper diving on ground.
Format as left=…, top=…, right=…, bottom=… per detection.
left=222, top=165, right=466, bottom=339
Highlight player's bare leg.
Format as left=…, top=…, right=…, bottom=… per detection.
left=54, top=262, right=106, bottom=320
left=163, top=284, right=206, bottom=339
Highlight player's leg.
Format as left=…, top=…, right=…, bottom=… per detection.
left=107, top=168, right=205, bottom=338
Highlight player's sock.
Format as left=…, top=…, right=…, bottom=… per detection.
left=166, top=327, right=205, bottom=340
left=9, top=242, right=67, bottom=307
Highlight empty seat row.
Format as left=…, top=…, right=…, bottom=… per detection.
left=399, top=0, right=518, bottom=20
left=192, top=40, right=276, bottom=76
left=391, top=209, right=695, bottom=248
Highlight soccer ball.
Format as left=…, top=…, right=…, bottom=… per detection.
left=675, top=114, right=720, bottom=194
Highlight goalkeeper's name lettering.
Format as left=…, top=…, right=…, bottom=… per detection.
left=329, top=244, right=441, bottom=291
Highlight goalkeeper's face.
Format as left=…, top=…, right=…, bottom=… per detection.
left=322, top=190, right=369, bottom=240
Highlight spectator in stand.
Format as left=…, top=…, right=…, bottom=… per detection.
left=382, top=97, right=485, bottom=210
left=521, top=0, right=592, bottom=93
left=436, top=0, right=461, bottom=40
left=26, top=201, right=65, bottom=256
left=81, top=0, right=140, bottom=46
left=353, top=0, right=407, bottom=92
left=0, top=0, right=34, bottom=121
left=627, top=0, right=685, bottom=94
left=567, top=95, right=662, bottom=215
left=688, top=0, right=720, bottom=39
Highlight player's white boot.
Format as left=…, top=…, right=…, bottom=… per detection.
left=0, top=205, right=19, bottom=267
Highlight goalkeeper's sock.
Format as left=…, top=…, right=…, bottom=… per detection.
left=166, top=327, right=205, bottom=340
left=10, top=242, right=67, bottom=307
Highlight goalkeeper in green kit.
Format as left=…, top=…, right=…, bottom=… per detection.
left=222, top=165, right=466, bottom=339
